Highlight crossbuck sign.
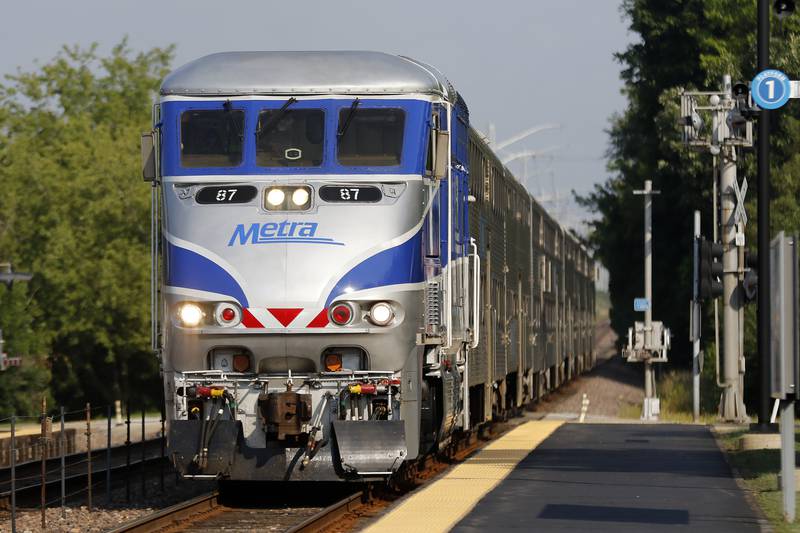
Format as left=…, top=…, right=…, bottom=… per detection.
left=733, top=177, right=748, bottom=226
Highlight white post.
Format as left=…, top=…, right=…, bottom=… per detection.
left=781, top=399, right=796, bottom=522
left=692, top=211, right=701, bottom=422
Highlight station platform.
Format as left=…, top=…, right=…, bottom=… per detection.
left=363, top=420, right=764, bottom=532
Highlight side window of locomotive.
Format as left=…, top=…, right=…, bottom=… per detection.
left=425, top=113, right=440, bottom=175
left=256, top=109, right=324, bottom=167
left=337, top=108, right=405, bottom=166
left=180, top=110, right=244, bottom=168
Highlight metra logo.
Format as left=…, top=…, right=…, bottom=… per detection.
left=228, top=222, right=345, bottom=247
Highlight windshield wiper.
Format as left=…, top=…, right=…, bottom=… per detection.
left=256, top=97, right=297, bottom=138
left=337, top=98, right=360, bottom=138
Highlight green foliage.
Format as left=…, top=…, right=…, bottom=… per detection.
left=578, top=1, right=800, bottom=412
left=0, top=282, right=51, bottom=416
left=0, top=41, right=173, bottom=412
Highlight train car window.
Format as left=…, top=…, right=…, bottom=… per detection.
left=181, top=110, right=244, bottom=167
left=256, top=109, right=324, bottom=167
left=426, top=135, right=433, bottom=174
left=425, top=113, right=439, bottom=175
left=337, top=108, right=405, bottom=166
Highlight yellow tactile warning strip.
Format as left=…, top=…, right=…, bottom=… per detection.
left=361, top=420, right=563, bottom=533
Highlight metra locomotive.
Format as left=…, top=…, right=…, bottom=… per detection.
left=141, top=51, right=595, bottom=481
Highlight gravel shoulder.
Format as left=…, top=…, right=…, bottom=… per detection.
left=532, top=320, right=644, bottom=420
left=0, top=468, right=214, bottom=532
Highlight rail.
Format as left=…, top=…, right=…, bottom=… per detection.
left=109, top=491, right=365, bottom=533
left=108, top=492, right=220, bottom=533
left=286, top=493, right=365, bottom=533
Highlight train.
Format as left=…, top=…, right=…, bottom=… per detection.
left=140, top=51, right=595, bottom=482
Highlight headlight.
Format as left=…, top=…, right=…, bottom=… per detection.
left=266, top=188, right=285, bottom=206
left=292, top=187, right=310, bottom=207
left=179, top=303, right=204, bottom=327
left=368, top=302, right=394, bottom=326
left=265, top=186, right=312, bottom=211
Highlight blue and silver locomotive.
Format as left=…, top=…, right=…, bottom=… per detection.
left=141, top=51, right=595, bottom=481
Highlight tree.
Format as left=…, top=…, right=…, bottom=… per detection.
left=0, top=41, right=174, bottom=410
left=578, top=0, right=709, bottom=363
left=579, top=0, right=800, bottom=410
left=0, top=282, right=51, bottom=417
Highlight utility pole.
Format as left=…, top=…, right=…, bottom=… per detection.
left=756, top=0, right=772, bottom=429
left=718, top=77, right=748, bottom=421
left=642, top=180, right=656, bottom=411
left=623, top=180, right=671, bottom=421
left=680, top=74, right=753, bottom=423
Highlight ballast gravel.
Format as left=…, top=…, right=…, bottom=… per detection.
left=0, top=472, right=214, bottom=532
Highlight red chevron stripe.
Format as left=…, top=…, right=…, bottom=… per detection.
left=267, top=308, right=303, bottom=327
left=242, top=308, right=264, bottom=328
left=306, top=309, right=329, bottom=328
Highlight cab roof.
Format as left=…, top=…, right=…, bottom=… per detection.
left=160, top=51, right=456, bottom=100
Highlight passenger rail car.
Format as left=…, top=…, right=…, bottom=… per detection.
left=141, top=51, right=595, bottom=482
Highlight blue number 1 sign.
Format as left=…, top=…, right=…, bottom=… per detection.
left=751, top=69, right=791, bottom=110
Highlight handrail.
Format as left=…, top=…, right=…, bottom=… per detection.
left=470, top=237, right=481, bottom=349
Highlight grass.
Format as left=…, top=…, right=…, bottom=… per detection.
left=716, top=428, right=800, bottom=531
left=617, top=367, right=721, bottom=423
left=658, top=369, right=720, bottom=423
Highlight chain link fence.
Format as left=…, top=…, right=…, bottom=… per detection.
left=1, top=400, right=168, bottom=533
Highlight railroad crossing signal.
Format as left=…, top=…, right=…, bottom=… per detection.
left=743, top=249, right=758, bottom=302
left=697, top=237, right=724, bottom=301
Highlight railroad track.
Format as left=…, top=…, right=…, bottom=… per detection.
left=108, top=421, right=511, bottom=533
left=108, top=490, right=365, bottom=533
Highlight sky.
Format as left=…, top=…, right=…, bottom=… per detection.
left=0, top=0, right=632, bottom=233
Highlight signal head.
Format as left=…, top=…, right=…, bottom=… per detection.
left=732, top=82, right=749, bottom=98
left=774, top=0, right=796, bottom=19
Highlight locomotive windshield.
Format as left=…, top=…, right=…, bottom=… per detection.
left=256, top=108, right=325, bottom=167
left=180, top=109, right=244, bottom=167
left=337, top=108, right=405, bottom=166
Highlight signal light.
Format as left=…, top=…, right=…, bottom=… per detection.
left=743, top=249, right=758, bottom=302
left=213, top=303, right=241, bottom=327
left=330, top=303, right=354, bottom=326
left=698, top=237, right=724, bottom=300
left=232, top=354, right=251, bottom=373
left=775, top=0, right=796, bottom=19
left=324, top=353, right=343, bottom=371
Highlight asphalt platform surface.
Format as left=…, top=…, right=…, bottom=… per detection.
left=452, top=423, right=764, bottom=532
